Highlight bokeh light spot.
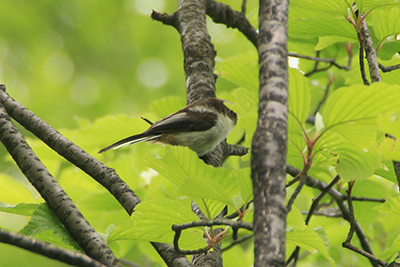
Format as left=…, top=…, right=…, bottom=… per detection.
left=43, top=53, right=74, bottom=85
left=70, top=76, right=99, bottom=106
left=137, top=58, right=168, bottom=90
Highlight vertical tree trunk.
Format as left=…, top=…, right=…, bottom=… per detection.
left=252, top=0, right=289, bottom=266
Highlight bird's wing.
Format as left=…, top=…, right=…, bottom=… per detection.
left=146, top=110, right=218, bottom=134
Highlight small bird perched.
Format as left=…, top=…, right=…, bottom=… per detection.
left=98, top=98, right=237, bottom=156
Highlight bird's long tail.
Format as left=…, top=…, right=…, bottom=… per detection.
left=98, top=134, right=160, bottom=153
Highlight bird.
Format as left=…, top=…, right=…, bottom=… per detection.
left=98, top=98, right=237, bottom=156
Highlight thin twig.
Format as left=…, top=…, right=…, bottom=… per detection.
left=241, top=0, right=247, bottom=14
left=172, top=218, right=252, bottom=255
left=286, top=176, right=340, bottom=266
left=347, top=196, right=386, bottom=203
left=301, top=211, right=343, bottom=218
left=222, top=234, right=253, bottom=252
left=286, top=176, right=300, bottom=187
left=286, top=174, right=306, bottom=212
left=286, top=164, right=380, bottom=267
left=289, top=52, right=351, bottom=77
left=342, top=243, right=387, bottom=266
left=359, top=43, right=370, bottom=85
left=305, top=176, right=340, bottom=225
left=313, top=74, right=334, bottom=116
left=345, top=181, right=356, bottom=243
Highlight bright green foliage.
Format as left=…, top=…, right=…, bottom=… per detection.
left=287, top=227, right=335, bottom=266
left=1, top=0, right=400, bottom=267
left=109, top=198, right=205, bottom=250
left=19, top=204, right=80, bottom=250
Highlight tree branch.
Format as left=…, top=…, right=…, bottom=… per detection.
left=0, top=86, right=140, bottom=215
left=252, top=0, right=288, bottom=266
left=0, top=228, right=107, bottom=267
left=379, top=62, right=400, bottom=73
left=172, top=218, right=252, bottom=255
left=286, top=164, right=381, bottom=267
left=205, top=0, right=258, bottom=47
left=288, top=50, right=352, bottom=76
left=0, top=97, right=121, bottom=267
left=360, top=19, right=381, bottom=83
left=286, top=176, right=340, bottom=266
left=0, top=85, right=192, bottom=267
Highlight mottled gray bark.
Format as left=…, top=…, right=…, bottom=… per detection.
left=251, top=0, right=288, bottom=266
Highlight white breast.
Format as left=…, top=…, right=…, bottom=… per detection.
left=172, top=114, right=236, bottom=156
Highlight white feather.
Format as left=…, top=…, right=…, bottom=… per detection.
left=112, top=135, right=161, bottom=150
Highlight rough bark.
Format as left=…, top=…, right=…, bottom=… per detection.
left=251, top=0, right=289, bottom=266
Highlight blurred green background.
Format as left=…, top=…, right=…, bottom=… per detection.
left=0, top=0, right=255, bottom=266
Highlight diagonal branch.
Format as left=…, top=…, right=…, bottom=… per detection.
left=379, top=62, right=400, bottom=73
left=0, top=228, right=107, bottom=267
left=205, top=0, right=258, bottom=47
left=0, top=85, right=192, bottom=267
left=0, top=96, right=122, bottom=267
left=286, top=164, right=381, bottom=267
left=0, top=85, right=140, bottom=215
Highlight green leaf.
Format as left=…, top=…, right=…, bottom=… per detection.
left=289, top=8, right=356, bottom=40
left=322, top=83, right=400, bottom=142
left=315, top=113, right=325, bottom=133
left=317, top=83, right=400, bottom=180
left=378, top=233, right=400, bottom=261
left=358, top=0, right=400, bottom=13
left=287, top=227, right=336, bottom=266
left=334, top=142, right=381, bottom=181
left=72, top=115, right=150, bottom=152
left=372, top=7, right=400, bottom=44
left=316, top=36, right=356, bottom=50
left=0, top=203, right=38, bottom=216
left=0, top=174, right=38, bottom=204
left=110, top=198, right=205, bottom=250
left=179, top=177, right=235, bottom=206
left=216, top=52, right=258, bottom=91
left=375, top=160, right=398, bottom=183
left=378, top=40, right=400, bottom=60
left=377, top=112, right=400, bottom=161
left=290, top=0, right=350, bottom=15
left=287, top=68, right=311, bottom=156
left=287, top=206, right=307, bottom=230
left=235, top=168, right=253, bottom=204
left=149, top=96, right=186, bottom=118
left=19, top=203, right=80, bottom=250
left=289, top=68, right=311, bottom=126
left=373, top=196, right=400, bottom=216
left=147, top=146, right=240, bottom=200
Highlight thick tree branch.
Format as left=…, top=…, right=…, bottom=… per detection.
left=0, top=85, right=192, bottom=267
left=360, top=19, right=381, bottom=83
left=252, top=0, right=288, bottom=266
left=205, top=0, right=258, bottom=47
left=0, top=228, right=107, bottom=267
left=0, top=98, right=121, bottom=267
left=0, top=85, right=140, bottom=215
